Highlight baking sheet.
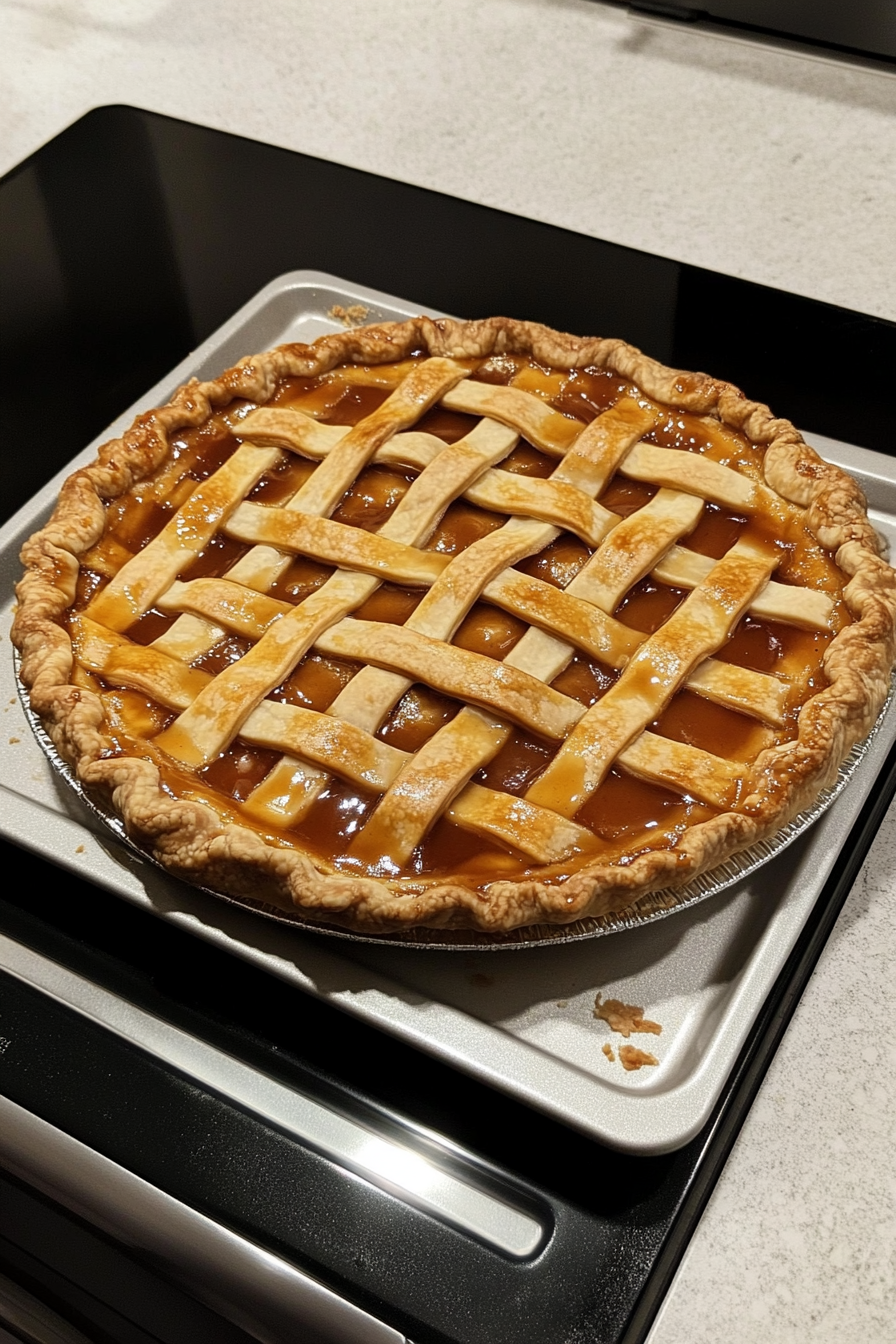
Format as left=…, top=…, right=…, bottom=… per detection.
left=3, top=269, right=896, bottom=1153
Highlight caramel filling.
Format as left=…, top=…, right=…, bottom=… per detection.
left=71, top=355, right=846, bottom=890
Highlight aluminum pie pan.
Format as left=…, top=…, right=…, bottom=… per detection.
left=17, top=654, right=890, bottom=951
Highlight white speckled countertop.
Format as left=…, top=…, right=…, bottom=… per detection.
left=3, top=2, right=895, bottom=1339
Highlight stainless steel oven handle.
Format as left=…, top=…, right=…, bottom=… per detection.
left=0, top=933, right=544, bottom=1258
left=0, top=1265, right=95, bottom=1344
left=0, top=1094, right=406, bottom=1344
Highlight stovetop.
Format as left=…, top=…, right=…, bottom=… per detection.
left=2, top=105, right=896, bottom=1344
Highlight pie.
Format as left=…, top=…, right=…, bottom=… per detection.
left=13, top=317, right=896, bottom=935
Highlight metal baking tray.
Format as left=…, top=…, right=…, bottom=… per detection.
left=3, top=269, right=896, bottom=1153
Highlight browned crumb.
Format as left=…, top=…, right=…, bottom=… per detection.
left=619, top=1045, right=659, bottom=1072
left=594, top=993, right=662, bottom=1038
left=329, top=303, right=370, bottom=328
left=555, top=1000, right=568, bottom=1009
left=469, top=972, right=494, bottom=988
left=8, top=737, right=20, bottom=744
left=75, top=844, right=85, bottom=854
left=602, top=1042, right=616, bottom=1063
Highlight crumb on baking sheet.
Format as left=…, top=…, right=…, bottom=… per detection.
left=329, top=303, right=370, bottom=327
left=602, top=1042, right=615, bottom=1063
left=75, top=844, right=85, bottom=854
left=8, top=737, right=20, bottom=744
left=619, top=1045, right=659, bottom=1072
left=593, top=993, right=662, bottom=1038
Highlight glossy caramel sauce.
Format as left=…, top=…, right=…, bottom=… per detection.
left=653, top=692, right=768, bottom=763
left=547, top=653, right=617, bottom=708
left=202, top=740, right=282, bottom=803
left=685, top=503, right=746, bottom=559
left=193, top=633, right=254, bottom=678
left=597, top=476, right=656, bottom=518
left=518, top=537, right=592, bottom=590
left=127, top=608, right=176, bottom=646
left=453, top=603, right=528, bottom=660
left=576, top=768, right=715, bottom=848
left=331, top=466, right=413, bottom=530
left=615, top=579, right=686, bottom=636
left=270, top=653, right=361, bottom=711
left=427, top=500, right=504, bottom=554
left=268, top=556, right=333, bottom=605
left=379, top=686, right=460, bottom=752
left=71, top=354, right=849, bottom=887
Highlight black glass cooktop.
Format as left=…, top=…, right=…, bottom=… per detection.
left=623, top=1, right=896, bottom=65
left=2, top=106, right=896, bottom=1344
left=4, top=103, right=895, bottom=526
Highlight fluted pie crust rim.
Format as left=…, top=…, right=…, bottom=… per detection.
left=13, top=317, right=896, bottom=934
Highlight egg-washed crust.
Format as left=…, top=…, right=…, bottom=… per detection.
left=13, top=317, right=896, bottom=933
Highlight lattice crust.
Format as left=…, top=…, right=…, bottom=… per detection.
left=13, top=316, right=896, bottom=935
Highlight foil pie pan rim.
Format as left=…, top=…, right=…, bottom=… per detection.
left=17, top=652, right=890, bottom=952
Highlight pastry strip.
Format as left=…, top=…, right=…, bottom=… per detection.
left=558, top=488, right=705, bottom=613
left=79, top=624, right=595, bottom=862
left=142, top=579, right=792, bottom=728
left=343, top=399, right=666, bottom=860
left=617, top=732, right=746, bottom=810
left=654, top=545, right=834, bottom=630
left=440, top=381, right=582, bottom=455
left=685, top=659, right=788, bottom=726
left=152, top=361, right=491, bottom=765
left=446, top=783, right=594, bottom=865
left=621, top=442, right=771, bottom=513
left=144, top=406, right=829, bottom=636
left=234, top=409, right=615, bottom=547
left=324, top=395, right=657, bottom=735
left=85, top=443, right=282, bottom=632
left=150, top=366, right=501, bottom=665
left=224, top=505, right=451, bottom=586
left=75, top=615, right=745, bottom=860
left=315, top=618, right=584, bottom=739
left=73, top=617, right=211, bottom=710
left=526, top=539, right=779, bottom=816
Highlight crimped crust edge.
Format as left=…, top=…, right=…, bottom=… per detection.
left=13, top=317, right=896, bottom=933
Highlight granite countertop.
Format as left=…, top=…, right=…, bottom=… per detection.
left=3, top=2, right=895, bottom=1339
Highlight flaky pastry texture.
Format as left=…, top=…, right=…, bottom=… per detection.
left=13, top=317, right=896, bottom=935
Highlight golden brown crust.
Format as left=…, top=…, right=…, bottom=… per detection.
left=13, top=317, right=896, bottom=933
